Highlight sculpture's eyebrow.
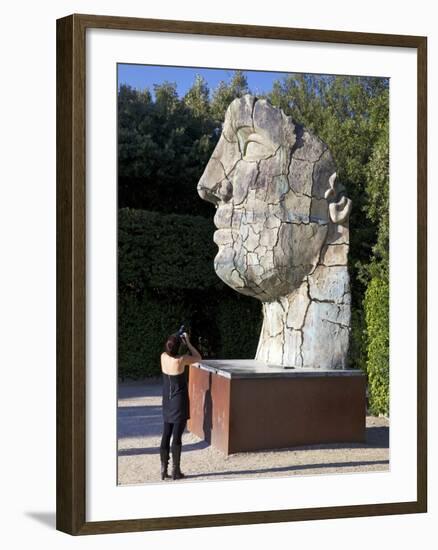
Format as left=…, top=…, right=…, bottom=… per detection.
left=235, top=126, right=253, bottom=154
left=235, top=126, right=277, bottom=160
left=244, top=132, right=265, bottom=143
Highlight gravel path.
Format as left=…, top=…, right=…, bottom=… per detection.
left=118, top=379, right=389, bottom=485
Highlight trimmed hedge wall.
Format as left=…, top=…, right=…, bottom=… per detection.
left=118, top=208, right=220, bottom=292
left=364, top=276, right=389, bottom=416
left=118, top=208, right=262, bottom=378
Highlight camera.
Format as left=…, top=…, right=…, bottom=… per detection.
left=177, top=325, right=186, bottom=339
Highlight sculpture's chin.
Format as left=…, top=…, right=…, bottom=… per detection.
left=213, top=245, right=288, bottom=301
left=214, top=243, right=316, bottom=301
left=213, top=246, right=260, bottom=298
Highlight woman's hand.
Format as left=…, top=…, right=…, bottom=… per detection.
left=180, top=333, right=202, bottom=366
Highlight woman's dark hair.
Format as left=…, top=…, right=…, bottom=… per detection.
left=164, top=334, right=181, bottom=357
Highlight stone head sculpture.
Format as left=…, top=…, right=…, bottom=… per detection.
left=198, top=95, right=352, bottom=369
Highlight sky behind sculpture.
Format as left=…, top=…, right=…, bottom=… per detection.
left=118, top=64, right=295, bottom=98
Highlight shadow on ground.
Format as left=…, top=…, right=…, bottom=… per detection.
left=252, top=425, right=389, bottom=453
left=118, top=380, right=161, bottom=400
left=180, top=459, right=390, bottom=479
left=118, top=405, right=163, bottom=438
left=118, top=439, right=210, bottom=456
left=118, top=401, right=389, bottom=454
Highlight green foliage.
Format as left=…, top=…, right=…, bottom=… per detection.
left=118, top=289, right=188, bottom=379
left=118, top=208, right=262, bottom=378
left=348, top=306, right=367, bottom=373
left=118, top=72, right=390, bottom=413
left=118, top=81, right=218, bottom=215
left=215, top=294, right=262, bottom=359
left=364, top=276, right=389, bottom=415
left=183, top=75, right=211, bottom=120
left=118, top=208, right=220, bottom=292
left=210, top=70, right=249, bottom=122
left=364, top=119, right=389, bottom=279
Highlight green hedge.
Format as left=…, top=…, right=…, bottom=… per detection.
left=364, top=276, right=389, bottom=415
left=119, top=289, right=197, bottom=379
left=118, top=208, right=262, bottom=379
left=349, top=306, right=367, bottom=373
left=118, top=208, right=220, bottom=291
left=215, top=295, right=262, bottom=359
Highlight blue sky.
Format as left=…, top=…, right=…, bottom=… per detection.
left=117, top=64, right=294, bottom=98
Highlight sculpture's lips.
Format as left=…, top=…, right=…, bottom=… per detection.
left=213, top=228, right=235, bottom=246
left=214, top=205, right=233, bottom=229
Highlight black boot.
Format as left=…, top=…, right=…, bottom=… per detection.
left=160, top=448, right=170, bottom=480
left=171, top=444, right=185, bottom=480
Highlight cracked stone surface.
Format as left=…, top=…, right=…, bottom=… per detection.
left=198, top=95, right=352, bottom=369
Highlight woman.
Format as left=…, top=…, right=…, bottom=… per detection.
left=160, top=331, right=202, bottom=480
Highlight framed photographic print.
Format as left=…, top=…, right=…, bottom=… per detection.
left=56, top=13, right=427, bottom=535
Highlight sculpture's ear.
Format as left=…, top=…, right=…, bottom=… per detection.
left=324, top=172, right=352, bottom=225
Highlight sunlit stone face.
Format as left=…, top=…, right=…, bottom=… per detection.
left=198, top=95, right=345, bottom=302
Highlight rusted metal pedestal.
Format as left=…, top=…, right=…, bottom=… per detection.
left=188, top=360, right=366, bottom=455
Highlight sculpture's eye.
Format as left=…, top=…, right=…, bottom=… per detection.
left=237, top=127, right=276, bottom=161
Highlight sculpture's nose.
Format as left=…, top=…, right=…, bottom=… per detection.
left=197, top=158, right=233, bottom=205
left=197, top=177, right=218, bottom=205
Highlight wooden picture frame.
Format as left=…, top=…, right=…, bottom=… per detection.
left=56, top=13, right=427, bottom=535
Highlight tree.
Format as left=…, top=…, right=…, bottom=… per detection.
left=118, top=82, right=217, bottom=215
left=183, top=74, right=210, bottom=119
left=364, top=107, right=389, bottom=277
left=210, top=70, right=250, bottom=123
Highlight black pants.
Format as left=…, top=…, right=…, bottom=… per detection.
left=160, top=420, right=186, bottom=451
